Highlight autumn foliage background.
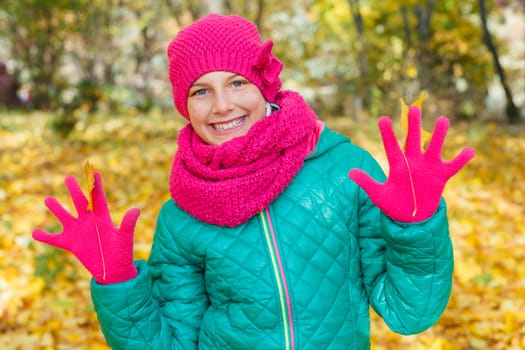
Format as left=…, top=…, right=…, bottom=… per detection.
left=1, top=108, right=524, bottom=349
left=1, top=1, right=525, bottom=349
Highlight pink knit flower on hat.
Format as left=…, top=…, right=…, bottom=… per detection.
left=255, top=41, right=283, bottom=96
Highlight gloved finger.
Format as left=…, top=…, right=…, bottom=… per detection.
left=92, top=172, right=111, bottom=220
left=425, top=116, right=450, bottom=159
left=64, top=175, right=89, bottom=215
left=445, top=147, right=475, bottom=178
left=44, top=196, right=75, bottom=222
left=377, top=116, right=404, bottom=167
left=32, top=229, right=69, bottom=250
left=405, top=106, right=422, bottom=156
left=349, top=168, right=382, bottom=197
left=120, top=208, right=140, bottom=241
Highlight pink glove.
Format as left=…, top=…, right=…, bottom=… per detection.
left=349, top=106, right=474, bottom=223
left=33, top=172, right=140, bottom=284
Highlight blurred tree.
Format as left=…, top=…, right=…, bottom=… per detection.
left=285, top=0, right=357, bottom=116
left=479, top=0, right=521, bottom=123
left=164, top=0, right=198, bottom=24
left=0, top=61, right=20, bottom=109
left=224, top=0, right=267, bottom=29
left=61, top=0, right=120, bottom=116
left=305, top=0, right=507, bottom=120
left=333, top=0, right=493, bottom=119
left=127, top=1, right=169, bottom=112
left=0, top=0, right=89, bottom=109
left=348, top=0, right=371, bottom=109
left=0, top=0, right=520, bottom=123
left=75, top=0, right=119, bottom=87
left=200, top=0, right=225, bottom=15
left=413, top=0, right=436, bottom=94
left=424, top=0, right=496, bottom=119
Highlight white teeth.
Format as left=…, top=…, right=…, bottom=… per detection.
left=212, top=117, right=245, bottom=132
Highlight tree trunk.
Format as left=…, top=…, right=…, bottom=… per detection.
left=348, top=0, right=370, bottom=109
left=254, top=0, right=265, bottom=31
left=400, top=6, right=412, bottom=50
left=414, top=0, right=436, bottom=93
left=478, top=0, right=521, bottom=123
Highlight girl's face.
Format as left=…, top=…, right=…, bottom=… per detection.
left=187, top=71, right=266, bottom=145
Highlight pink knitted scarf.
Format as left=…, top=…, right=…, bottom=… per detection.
left=169, top=90, right=319, bottom=227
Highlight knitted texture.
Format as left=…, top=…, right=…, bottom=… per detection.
left=349, top=106, right=475, bottom=222
left=33, top=172, right=140, bottom=284
left=169, top=91, right=319, bottom=227
left=167, top=14, right=283, bottom=119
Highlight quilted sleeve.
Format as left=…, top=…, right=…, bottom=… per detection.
left=356, top=153, right=453, bottom=335
left=90, top=202, right=208, bottom=349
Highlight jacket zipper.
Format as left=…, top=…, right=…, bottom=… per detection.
left=260, top=208, right=295, bottom=350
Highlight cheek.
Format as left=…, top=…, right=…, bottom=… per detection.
left=187, top=100, right=209, bottom=121
left=255, top=103, right=266, bottom=121
left=239, top=91, right=266, bottom=118
left=253, top=99, right=267, bottom=122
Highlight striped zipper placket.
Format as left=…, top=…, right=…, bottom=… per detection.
left=260, top=208, right=295, bottom=350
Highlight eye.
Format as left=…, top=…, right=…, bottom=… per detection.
left=190, top=88, right=208, bottom=97
left=231, top=80, right=247, bottom=88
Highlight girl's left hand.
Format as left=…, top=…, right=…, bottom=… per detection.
left=349, top=106, right=475, bottom=223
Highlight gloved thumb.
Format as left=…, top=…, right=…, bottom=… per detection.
left=32, top=229, right=68, bottom=250
left=348, top=168, right=382, bottom=196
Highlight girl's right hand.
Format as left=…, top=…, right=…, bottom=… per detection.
left=33, top=172, right=140, bottom=284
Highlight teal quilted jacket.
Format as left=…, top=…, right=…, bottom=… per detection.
left=91, top=127, right=453, bottom=349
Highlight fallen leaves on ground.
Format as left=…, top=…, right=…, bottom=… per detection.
left=1, top=111, right=523, bottom=349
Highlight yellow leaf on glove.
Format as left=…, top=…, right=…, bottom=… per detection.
left=399, top=91, right=432, bottom=149
left=84, top=161, right=95, bottom=211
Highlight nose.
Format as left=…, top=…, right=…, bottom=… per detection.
left=212, top=91, right=233, bottom=115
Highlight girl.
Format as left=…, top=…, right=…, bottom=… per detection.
left=33, top=14, right=474, bottom=349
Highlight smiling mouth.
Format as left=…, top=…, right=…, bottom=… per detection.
left=212, top=116, right=247, bottom=132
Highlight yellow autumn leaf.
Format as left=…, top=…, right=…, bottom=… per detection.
left=84, top=160, right=95, bottom=211
left=399, top=91, right=432, bottom=149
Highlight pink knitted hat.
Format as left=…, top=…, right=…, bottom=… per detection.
left=167, top=14, right=283, bottom=119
